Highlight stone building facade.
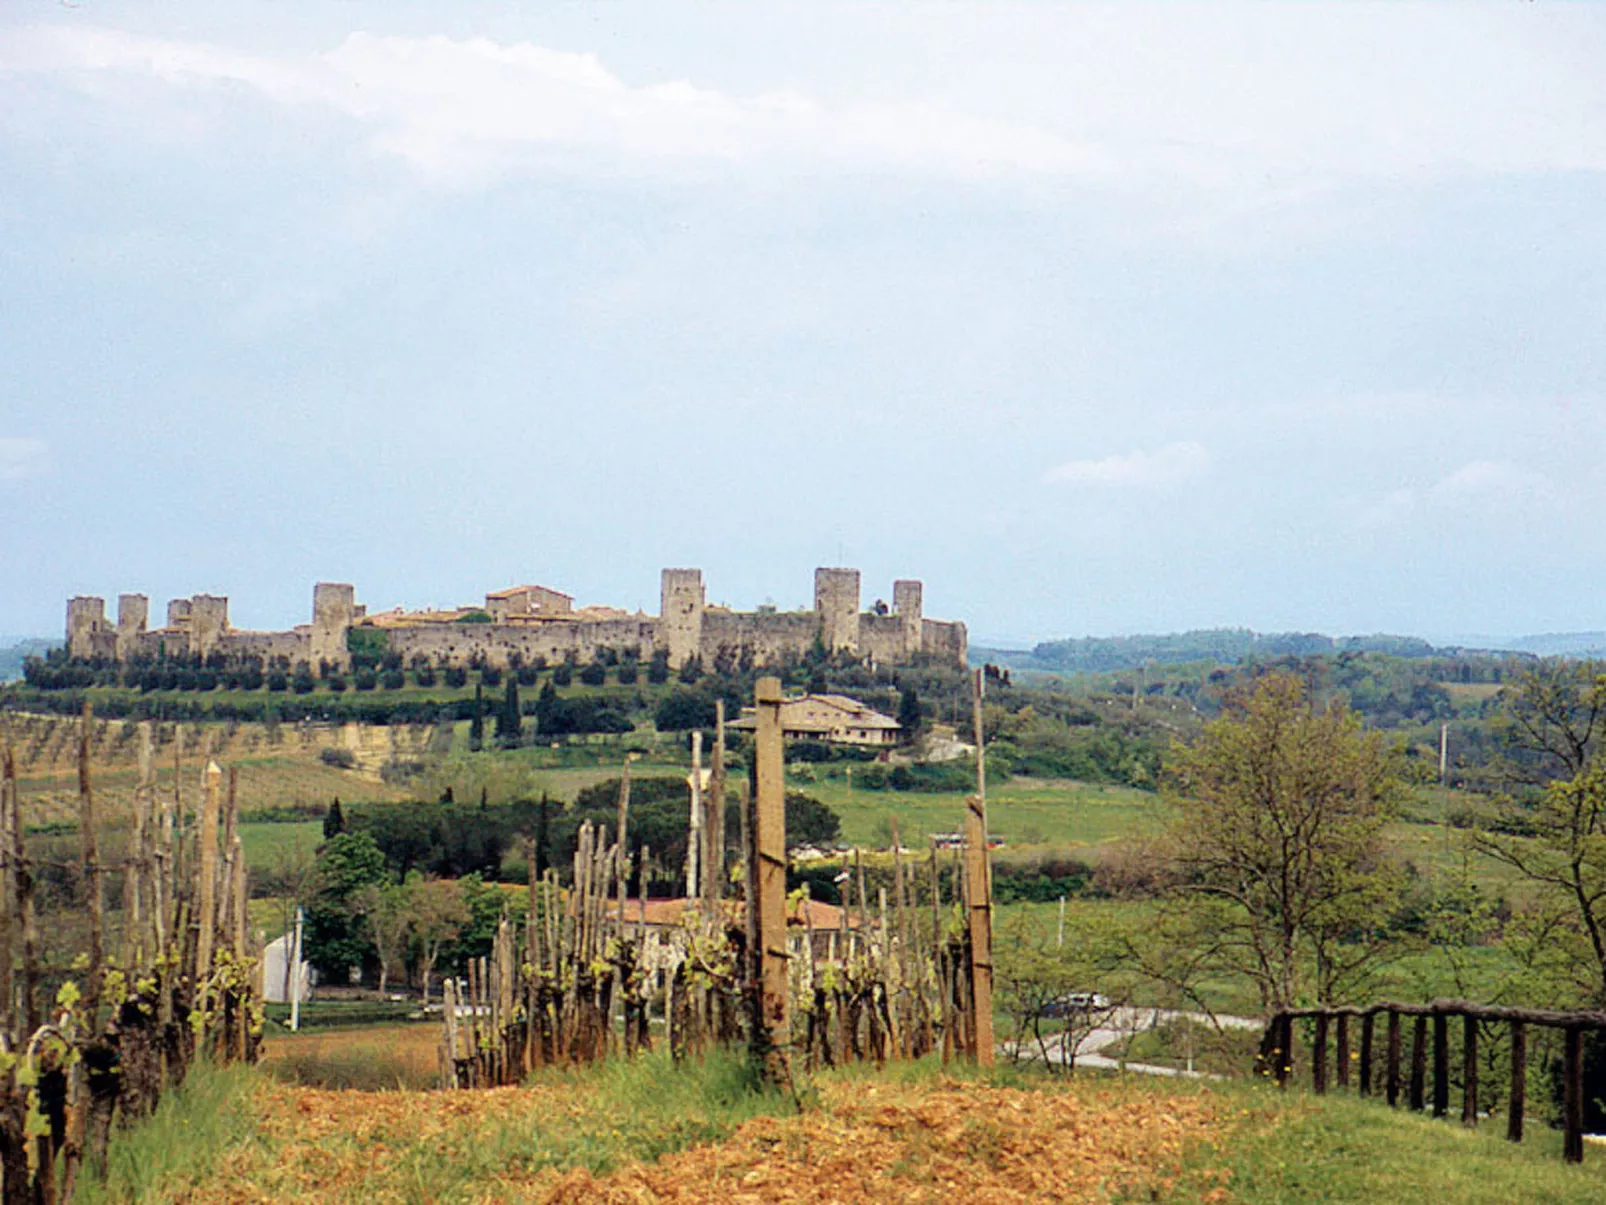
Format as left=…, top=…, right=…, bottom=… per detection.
left=64, top=567, right=967, bottom=671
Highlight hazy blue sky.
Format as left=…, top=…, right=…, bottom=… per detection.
left=3, top=3, right=1604, bottom=646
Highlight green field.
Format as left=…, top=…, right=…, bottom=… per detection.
left=801, top=774, right=1165, bottom=848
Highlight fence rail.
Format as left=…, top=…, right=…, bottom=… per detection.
left=1259, top=999, right=1606, bottom=1164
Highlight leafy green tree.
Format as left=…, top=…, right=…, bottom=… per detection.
left=323, top=797, right=345, bottom=840
left=1479, top=664, right=1606, bottom=1003
left=654, top=689, right=716, bottom=732
left=304, top=831, right=389, bottom=981
left=411, top=875, right=470, bottom=1006
left=897, top=685, right=923, bottom=739
left=1163, top=671, right=1402, bottom=1011
left=646, top=649, right=671, bottom=685
left=357, top=878, right=414, bottom=996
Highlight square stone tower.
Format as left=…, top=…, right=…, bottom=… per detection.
left=66, top=596, right=109, bottom=659
left=813, top=568, right=861, bottom=655
left=659, top=568, right=705, bottom=668
left=187, top=595, right=230, bottom=659
left=116, top=594, right=149, bottom=659
left=311, top=582, right=357, bottom=669
left=893, top=579, right=923, bottom=659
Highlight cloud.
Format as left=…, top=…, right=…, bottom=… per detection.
left=0, top=438, right=48, bottom=482
left=1429, top=460, right=1560, bottom=512
left=4, top=11, right=1603, bottom=194
left=1349, top=459, right=1560, bottom=529
left=0, top=26, right=1105, bottom=187
left=1043, top=441, right=1208, bottom=490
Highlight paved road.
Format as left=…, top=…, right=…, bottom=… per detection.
left=1006, top=1007, right=1262, bottom=1080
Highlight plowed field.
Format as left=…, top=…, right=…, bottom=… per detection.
left=186, top=1073, right=1242, bottom=1203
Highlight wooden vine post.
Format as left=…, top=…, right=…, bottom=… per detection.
left=965, top=667, right=994, bottom=1067
left=749, top=676, right=792, bottom=1088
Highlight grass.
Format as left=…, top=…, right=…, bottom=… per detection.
left=261, top=1023, right=441, bottom=1090
left=76, top=1048, right=1606, bottom=1203
left=73, top=1060, right=262, bottom=1205
left=802, top=774, right=1165, bottom=848
left=1169, top=1082, right=1606, bottom=1204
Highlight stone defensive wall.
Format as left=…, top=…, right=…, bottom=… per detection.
left=64, top=567, right=967, bottom=671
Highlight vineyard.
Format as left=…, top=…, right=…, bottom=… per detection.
left=0, top=712, right=432, bottom=826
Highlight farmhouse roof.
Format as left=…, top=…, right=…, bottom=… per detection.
left=486, top=584, right=573, bottom=600
left=607, top=896, right=864, bottom=931
left=727, top=693, right=901, bottom=732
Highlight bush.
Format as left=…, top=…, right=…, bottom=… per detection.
left=354, top=669, right=378, bottom=691
left=320, top=747, right=358, bottom=769
left=444, top=666, right=468, bottom=689
left=415, top=666, right=436, bottom=688
left=381, top=669, right=406, bottom=690
left=579, top=662, right=607, bottom=686
left=551, top=664, right=573, bottom=687
left=616, top=662, right=638, bottom=686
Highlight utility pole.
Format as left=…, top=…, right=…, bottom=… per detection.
left=289, top=905, right=305, bottom=1032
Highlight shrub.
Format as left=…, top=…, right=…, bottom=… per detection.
left=319, top=747, right=357, bottom=769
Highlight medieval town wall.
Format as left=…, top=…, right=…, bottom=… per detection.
left=386, top=617, right=659, bottom=670
left=64, top=568, right=967, bottom=671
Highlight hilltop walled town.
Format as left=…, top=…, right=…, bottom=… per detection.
left=63, top=567, right=967, bottom=671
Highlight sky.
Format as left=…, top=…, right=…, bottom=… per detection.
left=3, top=3, right=1604, bottom=648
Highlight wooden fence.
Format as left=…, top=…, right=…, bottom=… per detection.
left=1259, top=1000, right=1606, bottom=1164
left=0, top=707, right=259, bottom=1202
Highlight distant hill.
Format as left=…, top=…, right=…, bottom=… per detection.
left=1492, top=632, right=1606, bottom=658
left=975, top=628, right=1464, bottom=674
left=0, top=638, right=55, bottom=683
left=973, top=626, right=1606, bottom=674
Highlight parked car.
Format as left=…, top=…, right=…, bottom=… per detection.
left=1040, top=992, right=1111, bottom=1018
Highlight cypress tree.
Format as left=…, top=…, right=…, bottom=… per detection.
left=469, top=683, right=485, bottom=750
left=498, top=676, right=521, bottom=744
left=323, top=796, right=345, bottom=839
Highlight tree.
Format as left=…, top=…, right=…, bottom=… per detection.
left=323, top=796, right=346, bottom=840
left=1479, top=664, right=1606, bottom=1003
left=469, top=684, right=485, bottom=751
left=357, top=878, right=415, bottom=996
left=496, top=677, right=522, bottom=746
left=304, top=831, right=389, bottom=981
left=897, top=685, right=923, bottom=740
left=411, top=877, right=470, bottom=1006
left=1164, top=671, right=1402, bottom=1012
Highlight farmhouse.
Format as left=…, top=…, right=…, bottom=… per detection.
left=728, top=693, right=902, bottom=746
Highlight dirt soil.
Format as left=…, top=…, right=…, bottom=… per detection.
left=196, top=1074, right=1240, bottom=1203
left=538, top=1080, right=1233, bottom=1204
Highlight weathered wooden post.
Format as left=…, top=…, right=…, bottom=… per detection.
left=196, top=761, right=222, bottom=991
left=1461, top=1014, right=1478, bottom=1128
left=1385, top=1010, right=1401, bottom=1106
left=0, top=741, right=13, bottom=1036
left=1275, top=1013, right=1294, bottom=1088
left=1408, top=1015, right=1427, bottom=1112
left=704, top=701, right=726, bottom=908
left=1506, top=1019, right=1526, bottom=1143
left=1432, top=1010, right=1449, bottom=1119
left=687, top=730, right=703, bottom=901
left=1564, top=1025, right=1584, bottom=1164
left=964, top=667, right=994, bottom=1067
left=1313, top=1012, right=1329, bottom=1094
left=1359, top=1012, right=1375, bottom=1096
left=750, top=677, right=791, bottom=1088
left=1336, top=1013, right=1350, bottom=1090
left=79, top=704, right=104, bottom=1012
